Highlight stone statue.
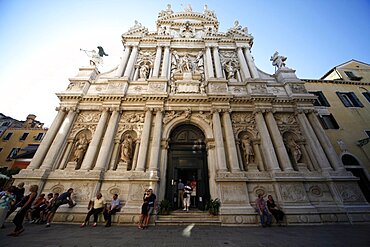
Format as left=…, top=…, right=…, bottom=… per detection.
left=194, top=51, right=204, bottom=71
left=200, top=81, right=206, bottom=94
left=241, top=136, right=254, bottom=165
left=129, top=20, right=142, bottom=31
left=73, top=134, right=89, bottom=163
left=159, top=4, right=173, bottom=17
left=337, top=139, right=348, bottom=152
left=80, top=46, right=108, bottom=66
left=270, top=51, right=287, bottom=70
left=179, top=54, right=191, bottom=73
left=286, top=137, right=302, bottom=163
left=139, top=63, right=150, bottom=79
left=120, top=135, right=133, bottom=163
left=233, top=20, right=242, bottom=30
left=224, top=61, right=237, bottom=79
left=203, top=4, right=216, bottom=18
left=184, top=4, right=192, bottom=12
left=170, top=81, right=177, bottom=94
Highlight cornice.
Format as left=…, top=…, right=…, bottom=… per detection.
left=302, top=79, right=370, bottom=86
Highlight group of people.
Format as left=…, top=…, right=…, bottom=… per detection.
left=0, top=184, right=76, bottom=237
left=255, top=193, right=285, bottom=227
left=138, top=188, right=156, bottom=229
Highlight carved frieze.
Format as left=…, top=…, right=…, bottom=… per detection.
left=336, top=183, right=365, bottom=203
left=69, top=124, right=97, bottom=138
left=250, top=84, right=267, bottom=94
left=231, top=113, right=258, bottom=138
left=117, top=112, right=145, bottom=138
left=279, top=183, right=307, bottom=202
left=163, top=111, right=181, bottom=124
left=193, top=111, right=212, bottom=126
left=290, top=83, right=308, bottom=93
left=76, top=112, right=101, bottom=123
left=67, top=81, right=85, bottom=91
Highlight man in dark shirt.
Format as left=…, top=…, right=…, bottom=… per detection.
left=5, top=182, right=25, bottom=220
left=45, top=188, right=75, bottom=227
left=143, top=189, right=156, bottom=228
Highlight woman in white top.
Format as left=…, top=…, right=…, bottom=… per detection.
left=81, top=193, right=105, bottom=227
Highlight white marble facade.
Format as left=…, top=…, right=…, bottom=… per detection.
left=15, top=5, right=370, bottom=225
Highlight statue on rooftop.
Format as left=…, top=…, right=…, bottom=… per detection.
left=270, top=51, right=287, bottom=70
left=80, top=46, right=108, bottom=66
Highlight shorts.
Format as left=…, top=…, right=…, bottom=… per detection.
left=50, top=200, right=64, bottom=213
left=148, top=207, right=154, bottom=215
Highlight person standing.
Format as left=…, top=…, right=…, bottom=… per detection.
left=5, top=182, right=25, bottom=219
left=177, top=179, right=185, bottom=208
left=255, top=193, right=272, bottom=227
left=103, top=193, right=121, bottom=227
left=8, top=184, right=38, bottom=236
left=81, top=193, right=105, bottom=227
left=0, top=186, right=16, bottom=228
left=138, top=189, right=149, bottom=229
left=46, top=188, right=75, bottom=227
left=143, top=189, right=156, bottom=228
left=183, top=182, right=192, bottom=211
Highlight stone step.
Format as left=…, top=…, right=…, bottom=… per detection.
left=155, top=209, right=221, bottom=226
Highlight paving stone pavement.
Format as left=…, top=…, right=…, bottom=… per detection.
left=1, top=222, right=370, bottom=247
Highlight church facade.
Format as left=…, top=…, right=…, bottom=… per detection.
left=15, top=5, right=370, bottom=225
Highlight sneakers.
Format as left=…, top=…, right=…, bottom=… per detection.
left=45, top=223, right=51, bottom=228
left=80, top=223, right=86, bottom=228
left=183, top=208, right=186, bottom=211
left=92, top=222, right=97, bottom=227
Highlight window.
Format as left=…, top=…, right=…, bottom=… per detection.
left=318, top=114, right=339, bottom=129
left=309, top=91, right=330, bottom=107
left=20, top=132, right=29, bottom=141
left=344, top=71, right=362, bottom=81
left=1, top=122, right=9, bottom=126
left=365, top=130, right=370, bottom=138
left=3, top=132, right=13, bottom=141
left=336, top=92, right=364, bottom=107
left=0, top=148, right=3, bottom=153
left=362, top=92, right=370, bottom=103
left=34, top=133, right=44, bottom=141
left=6, top=147, right=20, bottom=160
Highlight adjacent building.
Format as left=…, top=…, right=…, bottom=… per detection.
left=0, top=114, right=47, bottom=169
left=14, top=5, right=370, bottom=225
left=304, top=59, right=370, bottom=202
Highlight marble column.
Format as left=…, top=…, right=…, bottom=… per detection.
left=152, top=46, right=162, bottom=78
left=264, top=112, right=293, bottom=171
left=160, top=46, right=170, bottom=78
left=212, top=110, right=227, bottom=171
left=123, top=46, right=138, bottom=78
left=135, top=109, right=153, bottom=171
left=131, top=140, right=140, bottom=171
left=243, top=47, right=259, bottom=79
left=237, top=47, right=251, bottom=80
left=253, top=142, right=265, bottom=171
left=213, top=47, right=223, bottom=78
left=108, top=139, right=120, bottom=170
left=40, top=109, right=77, bottom=170
left=28, top=108, right=66, bottom=169
left=205, top=46, right=215, bottom=78
left=254, top=112, right=280, bottom=171
left=221, top=111, right=240, bottom=172
left=80, top=109, right=110, bottom=170
left=297, top=112, right=332, bottom=171
left=307, top=112, right=343, bottom=171
left=57, top=139, right=73, bottom=170
left=148, top=109, right=163, bottom=171
left=116, top=46, right=131, bottom=77
left=94, top=110, right=120, bottom=171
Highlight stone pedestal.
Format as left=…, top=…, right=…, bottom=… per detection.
left=64, top=161, right=78, bottom=171
left=116, top=161, right=131, bottom=171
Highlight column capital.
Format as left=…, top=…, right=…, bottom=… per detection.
left=211, top=108, right=222, bottom=114
left=144, top=107, right=154, bottom=112
left=154, top=107, right=164, bottom=113
left=109, top=106, right=120, bottom=112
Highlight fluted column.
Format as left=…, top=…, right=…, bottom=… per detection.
left=221, top=111, right=240, bottom=172
left=237, top=47, right=251, bottom=80
left=131, top=140, right=140, bottom=171
left=58, top=139, right=73, bottom=170
left=297, top=112, right=332, bottom=171
left=135, top=109, right=153, bottom=171
left=40, top=109, right=77, bottom=170
left=80, top=109, right=109, bottom=170
left=160, top=46, right=170, bottom=78
left=123, top=45, right=138, bottom=78
left=307, top=112, right=343, bottom=171
left=94, top=110, right=120, bottom=171
left=253, top=141, right=265, bottom=171
left=264, top=112, right=293, bottom=171
left=28, top=108, right=66, bottom=169
left=213, top=47, right=223, bottom=78
left=116, top=46, right=131, bottom=77
left=255, top=112, right=280, bottom=171
left=205, top=46, right=215, bottom=78
left=243, top=47, right=259, bottom=79
left=148, top=109, right=163, bottom=171
left=152, top=46, right=162, bottom=78
left=212, top=110, right=227, bottom=171
left=109, top=139, right=120, bottom=170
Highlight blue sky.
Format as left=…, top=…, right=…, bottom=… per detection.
left=0, top=0, right=369, bottom=127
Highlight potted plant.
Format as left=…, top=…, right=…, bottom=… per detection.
left=206, top=198, right=221, bottom=216
left=158, top=199, right=172, bottom=215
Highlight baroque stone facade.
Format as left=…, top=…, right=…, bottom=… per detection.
left=15, top=5, right=370, bottom=225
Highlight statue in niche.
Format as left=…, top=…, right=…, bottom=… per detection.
left=285, top=137, right=302, bottom=163
left=224, top=61, right=237, bottom=79
left=200, top=81, right=206, bottom=94
left=120, top=134, right=133, bottom=163
left=179, top=54, right=191, bottom=72
left=170, top=81, right=177, bottom=94
left=139, top=63, right=150, bottom=79
left=73, top=134, right=89, bottom=164
left=241, top=135, right=254, bottom=165
left=337, top=139, right=348, bottom=152
left=270, top=51, right=287, bottom=70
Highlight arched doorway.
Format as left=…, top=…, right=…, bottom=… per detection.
left=342, top=154, right=370, bottom=203
left=166, top=124, right=210, bottom=210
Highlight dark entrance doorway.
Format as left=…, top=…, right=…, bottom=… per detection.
left=166, top=124, right=210, bottom=210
